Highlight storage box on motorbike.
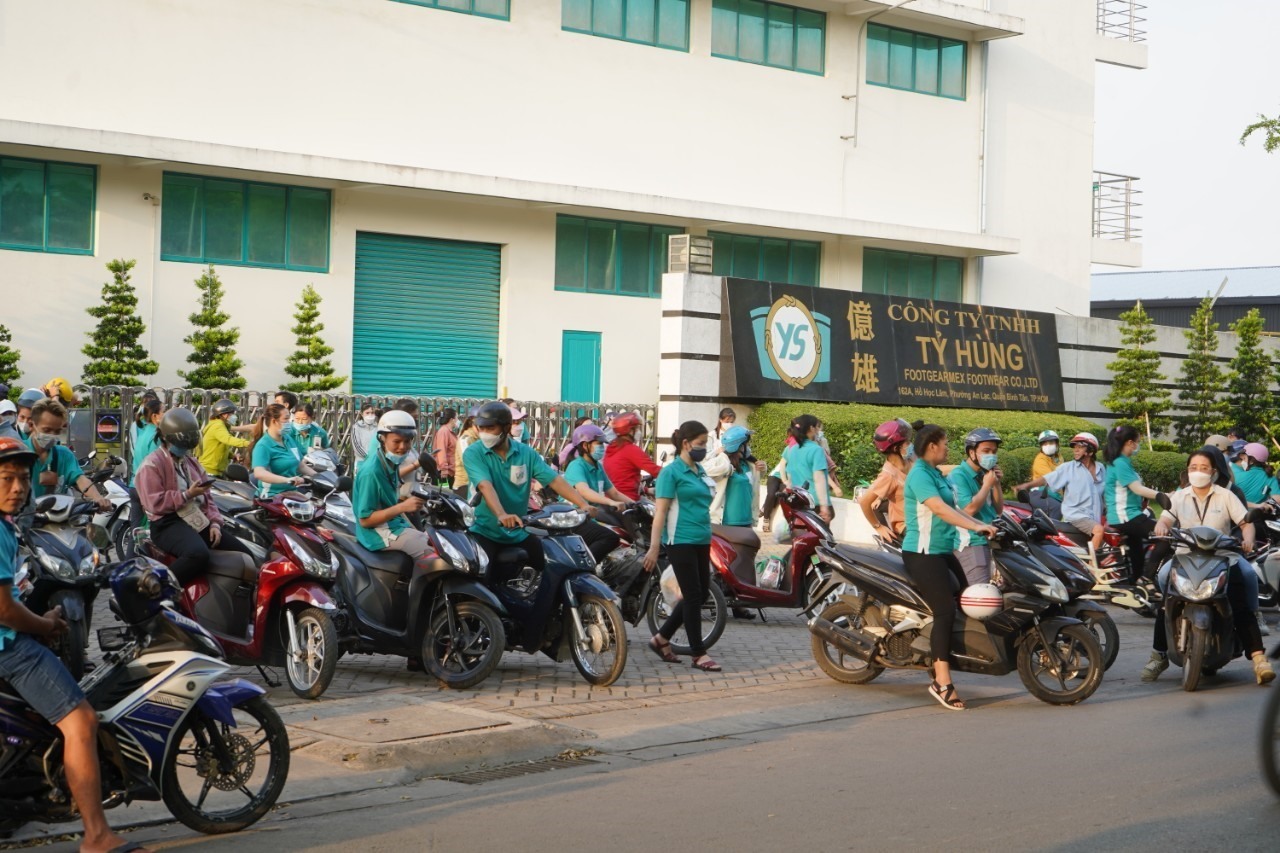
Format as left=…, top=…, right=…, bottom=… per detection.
left=600, top=545, right=646, bottom=619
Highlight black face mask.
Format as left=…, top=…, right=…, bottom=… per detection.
left=689, top=447, right=707, bottom=463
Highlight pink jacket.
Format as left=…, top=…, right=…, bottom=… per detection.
left=135, top=450, right=224, bottom=528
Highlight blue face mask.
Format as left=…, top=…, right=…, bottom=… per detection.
left=591, top=445, right=605, bottom=461
left=904, top=444, right=916, bottom=462
left=170, top=446, right=189, bottom=458
left=385, top=451, right=405, bottom=464
left=979, top=453, right=999, bottom=471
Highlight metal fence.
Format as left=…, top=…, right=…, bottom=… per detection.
left=1092, top=171, right=1142, bottom=242
left=72, top=385, right=658, bottom=471
left=1097, top=0, right=1146, bottom=42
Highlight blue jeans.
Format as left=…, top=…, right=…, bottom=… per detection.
left=0, top=633, right=84, bottom=724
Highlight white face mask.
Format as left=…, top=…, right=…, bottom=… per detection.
left=512, top=423, right=525, bottom=438
left=1042, top=443, right=1058, bottom=456
left=1188, top=470, right=1213, bottom=489
left=479, top=432, right=503, bottom=449
left=363, top=414, right=378, bottom=426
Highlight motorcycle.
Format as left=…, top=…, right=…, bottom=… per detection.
left=75, top=451, right=131, bottom=559
left=0, top=559, right=289, bottom=837
left=805, top=515, right=1104, bottom=705
left=328, top=482, right=507, bottom=689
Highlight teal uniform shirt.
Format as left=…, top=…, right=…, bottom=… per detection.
left=782, top=440, right=827, bottom=494
left=130, top=423, right=162, bottom=487
left=564, top=455, right=613, bottom=495
left=902, top=460, right=959, bottom=555
left=1232, top=463, right=1272, bottom=504
left=251, top=433, right=302, bottom=498
left=351, top=451, right=409, bottom=551
left=25, top=438, right=83, bottom=499
left=722, top=461, right=755, bottom=527
left=288, top=423, right=331, bottom=451
left=0, top=517, right=18, bottom=650
left=949, top=462, right=996, bottom=548
left=464, top=440, right=557, bottom=544
left=1105, top=455, right=1144, bottom=525
left=655, top=459, right=714, bottom=546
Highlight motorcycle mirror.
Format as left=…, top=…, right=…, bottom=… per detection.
left=1244, top=507, right=1265, bottom=524
left=1156, top=492, right=1172, bottom=512
left=225, top=463, right=251, bottom=483
left=336, top=475, right=353, bottom=493
left=1016, top=489, right=1031, bottom=504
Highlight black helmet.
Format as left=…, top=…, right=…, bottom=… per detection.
left=473, top=401, right=513, bottom=431
left=964, top=427, right=1002, bottom=452
left=211, top=398, right=237, bottom=417
left=159, top=408, right=201, bottom=450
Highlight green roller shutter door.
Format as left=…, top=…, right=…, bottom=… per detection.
left=353, top=231, right=501, bottom=397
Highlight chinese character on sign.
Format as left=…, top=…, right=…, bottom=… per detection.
left=848, top=301, right=875, bottom=341
left=851, top=353, right=880, bottom=394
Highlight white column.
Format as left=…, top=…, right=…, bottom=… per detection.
left=657, top=272, right=724, bottom=451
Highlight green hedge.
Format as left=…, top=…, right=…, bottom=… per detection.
left=1131, top=451, right=1188, bottom=492
left=748, top=402, right=1103, bottom=488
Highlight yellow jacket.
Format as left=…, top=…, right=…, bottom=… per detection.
left=453, top=428, right=479, bottom=489
left=198, top=418, right=251, bottom=476
left=1031, top=452, right=1060, bottom=481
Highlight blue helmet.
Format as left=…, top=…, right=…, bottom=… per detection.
left=721, top=425, right=753, bottom=454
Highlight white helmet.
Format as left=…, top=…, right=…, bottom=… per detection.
left=959, top=583, right=1004, bottom=620
left=377, top=410, right=417, bottom=438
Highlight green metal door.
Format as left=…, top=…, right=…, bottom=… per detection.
left=560, top=331, right=601, bottom=403
left=353, top=232, right=501, bottom=397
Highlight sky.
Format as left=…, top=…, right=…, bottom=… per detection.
left=1093, top=0, right=1280, bottom=272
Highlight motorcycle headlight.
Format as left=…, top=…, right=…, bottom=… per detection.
left=1035, top=575, right=1069, bottom=603
left=461, top=503, right=476, bottom=527
left=475, top=545, right=489, bottom=573
left=78, top=550, right=99, bottom=578
left=35, top=547, right=76, bottom=581
left=1173, top=570, right=1224, bottom=602
left=437, top=536, right=472, bottom=574
left=280, top=530, right=335, bottom=580
left=544, top=510, right=585, bottom=529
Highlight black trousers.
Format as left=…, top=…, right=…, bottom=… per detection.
left=902, top=550, right=967, bottom=668
left=761, top=476, right=784, bottom=521
left=1153, top=562, right=1264, bottom=657
left=472, top=532, right=546, bottom=585
left=1113, top=515, right=1156, bottom=581
left=659, top=543, right=713, bottom=658
left=151, top=514, right=253, bottom=586
left=576, top=514, right=622, bottom=564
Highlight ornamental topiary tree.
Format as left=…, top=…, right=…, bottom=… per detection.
left=1101, top=300, right=1171, bottom=448
left=282, top=284, right=345, bottom=392
left=179, top=266, right=246, bottom=390
left=82, top=259, right=158, bottom=387
left=0, top=324, right=21, bottom=401
left=1226, top=308, right=1271, bottom=438
left=1173, top=297, right=1228, bottom=452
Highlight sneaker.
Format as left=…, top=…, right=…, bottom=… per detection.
left=1259, top=613, right=1272, bottom=637
left=1141, top=652, right=1169, bottom=682
left=1254, top=654, right=1276, bottom=686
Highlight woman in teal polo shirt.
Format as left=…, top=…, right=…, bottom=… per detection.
left=642, top=420, right=721, bottom=673
left=902, top=424, right=997, bottom=711
left=250, top=404, right=307, bottom=498
left=1103, top=425, right=1163, bottom=584
left=781, top=415, right=833, bottom=524
left=562, top=423, right=630, bottom=563
left=289, top=404, right=331, bottom=452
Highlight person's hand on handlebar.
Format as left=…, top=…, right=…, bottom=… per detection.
left=42, top=605, right=68, bottom=639
left=498, top=513, right=524, bottom=529
left=976, top=523, right=998, bottom=540
left=875, top=524, right=898, bottom=544
left=399, top=495, right=425, bottom=514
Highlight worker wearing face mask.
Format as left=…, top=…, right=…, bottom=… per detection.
left=351, top=404, right=382, bottom=473
left=0, top=401, right=19, bottom=442
left=948, top=427, right=1004, bottom=585
left=509, top=407, right=528, bottom=444
left=197, top=399, right=250, bottom=478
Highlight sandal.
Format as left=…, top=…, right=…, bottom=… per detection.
left=691, top=656, right=722, bottom=672
left=648, top=637, right=680, bottom=663
left=928, top=680, right=966, bottom=711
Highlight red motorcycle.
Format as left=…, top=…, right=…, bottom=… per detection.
left=139, top=487, right=341, bottom=699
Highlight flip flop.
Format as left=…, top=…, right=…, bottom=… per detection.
left=648, top=638, right=680, bottom=663
left=108, top=842, right=148, bottom=853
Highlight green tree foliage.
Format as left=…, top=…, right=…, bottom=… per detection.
left=1100, top=301, right=1171, bottom=447
left=179, top=266, right=246, bottom=390
left=282, top=284, right=345, bottom=392
left=82, top=259, right=158, bottom=386
left=1173, top=297, right=1228, bottom=451
left=0, top=324, right=21, bottom=401
left=1241, top=113, right=1280, bottom=153
left=1225, top=308, right=1271, bottom=438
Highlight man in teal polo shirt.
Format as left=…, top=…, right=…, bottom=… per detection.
left=352, top=410, right=432, bottom=559
left=949, top=427, right=1003, bottom=585
left=25, top=398, right=110, bottom=510
left=462, top=401, right=594, bottom=577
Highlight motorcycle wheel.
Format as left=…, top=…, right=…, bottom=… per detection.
left=570, top=593, right=628, bottom=686
left=810, top=600, right=884, bottom=684
left=1016, top=623, right=1103, bottom=705
left=1182, top=625, right=1208, bottom=693
left=804, top=563, right=843, bottom=612
left=645, top=580, right=727, bottom=657
left=161, top=695, right=290, bottom=834
left=1083, top=612, right=1121, bottom=672
left=110, top=516, right=131, bottom=560
left=283, top=607, right=338, bottom=700
left=1260, top=670, right=1280, bottom=797
left=49, top=590, right=87, bottom=680
left=423, top=601, right=505, bottom=690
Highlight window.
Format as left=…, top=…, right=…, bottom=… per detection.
left=712, top=0, right=825, bottom=75
left=390, top=0, right=509, bottom=20
left=862, top=248, right=963, bottom=302
left=0, top=157, right=95, bottom=254
left=555, top=215, right=681, bottom=298
left=710, top=232, right=820, bottom=286
left=867, top=23, right=966, bottom=98
left=563, top=0, right=690, bottom=50
left=161, top=173, right=331, bottom=272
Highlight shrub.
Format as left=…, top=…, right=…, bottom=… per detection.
left=998, top=446, right=1041, bottom=489
left=1150, top=440, right=1180, bottom=453
left=1131, top=451, right=1188, bottom=492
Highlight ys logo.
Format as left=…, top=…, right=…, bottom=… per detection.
left=750, top=295, right=831, bottom=389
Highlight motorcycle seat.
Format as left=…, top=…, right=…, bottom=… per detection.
left=829, top=543, right=914, bottom=584
left=496, top=547, right=528, bottom=567
left=1052, top=522, right=1091, bottom=548
left=206, top=551, right=259, bottom=585
left=713, top=525, right=761, bottom=584
left=336, top=535, right=413, bottom=578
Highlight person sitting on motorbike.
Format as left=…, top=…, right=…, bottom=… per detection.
left=24, top=398, right=110, bottom=511
left=351, top=402, right=382, bottom=473
left=0, top=400, right=19, bottom=442
left=1140, top=449, right=1274, bottom=684
left=859, top=418, right=914, bottom=545
left=353, top=410, right=436, bottom=558
left=0, top=437, right=147, bottom=853
left=125, top=397, right=166, bottom=548
left=250, top=403, right=310, bottom=498
left=1232, top=442, right=1277, bottom=507
left=1202, top=443, right=1272, bottom=637
left=463, top=402, right=595, bottom=577
left=1103, top=425, right=1167, bottom=586
left=1028, top=429, right=1064, bottom=518
left=562, top=423, right=629, bottom=562
left=136, top=409, right=252, bottom=585
left=782, top=415, right=834, bottom=524
left=1015, top=432, right=1106, bottom=553
left=557, top=416, right=595, bottom=470
left=949, top=428, right=1005, bottom=585
left=508, top=406, right=528, bottom=444
left=197, top=398, right=250, bottom=478
left=760, top=433, right=797, bottom=534
left=288, top=404, right=331, bottom=452
left=603, top=411, right=661, bottom=501
left=13, top=388, right=45, bottom=437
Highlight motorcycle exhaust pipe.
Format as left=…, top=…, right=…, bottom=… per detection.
left=808, top=617, right=877, bottom=663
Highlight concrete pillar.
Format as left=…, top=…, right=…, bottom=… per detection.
left=657, top=272, right=724, bottom=449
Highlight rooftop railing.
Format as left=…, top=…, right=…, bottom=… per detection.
left=1093, top=171, right=1142, bottom=242
left=1097, top=0, right=1146, bottom=42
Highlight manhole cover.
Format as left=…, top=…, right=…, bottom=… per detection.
left=436, top=755, right=600, bottom=785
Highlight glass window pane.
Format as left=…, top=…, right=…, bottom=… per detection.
left=888, top=29, right=914, bottom=89
left=914, top=35, right=938, bottom=95
left=935, top=257, right=963, bottom=302
left=737, top=0, right=765, bottom=63
left=651, top=228, right=678, bottom=295
left=585, top=220, right=618, bottom=292
left=246, top=183, right=286, bottom=266
left=288, top=188, right=330, bottom=270
left=710, top=232, right=733, bottom=276
left=790, top=241, right=820, bottom=286
left=204, top=179, right=245, bottom=262
left=731, top=235, right=760, bottom=279
left=760, top=237, right=790, bottom=281
left=657, top=0, right=688, bottom=49
left=563, top=0, right=592, bottom=30
left=765, top=4, right=794, bottom=69
left=161, top=175, right=203, bottom=259
left=0, top=159, right=45, bottom=248
left=862, top=249, right=886, bottom=294
left=45, top=164, right=94, bottom=252
left=555, top=216, right=587, bottom=290
left=593, top=0, right=623, bottom=37
left=626, top=0, right=656, bottom=44
left=795, top=10, right=824, bottom=74
left=940, top=40, right=965, bottom=98
left=907, top=255, right=935, bottom=299
left=866, top=24, right=889, bottom=83
left=884, top=250, right=910, bottom=295
left=711, top=0, right=739, bottom=56
left=438, top=0, right=470, bottom=11
left=618, top=223, right=652, bottom=294
left=473, top=0, right=508, bottom=16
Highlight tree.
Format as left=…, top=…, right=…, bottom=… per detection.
left=282, top=284, right=345, bottom=392
left=1241, top=113, right=1280, bottom=153
left=1101, top=300, right=1171, bottom=447
left=1225, top=308, right=1271, bottom=438
left=178, top=266, right=246, bottom=390
left=0, top=324, right=20, bottom=402
left=82, top=259, right=158, bottom=387
left=1173, top=297, right=1229, bottom=452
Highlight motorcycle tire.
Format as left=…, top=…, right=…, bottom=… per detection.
left=570, top=593, right=628, bottom=686
left=1260, top=671, right=1280, bottom=797
left=1182, top=625, right=1208, bottom=693
left=283, top=607, right=338, bottom=700
left=423, top=601, right=505, bottom=690
left=110, top=516, right=131, bottom=560
left=1083, top=612, right=1121, bottom=672
left=645, top=580, right=727, bottom=657
left=810, top=600, right=884, bottom=685
left=49, top=590, right=87, bottom=680
left=161, top=695, right=290, bottom=834
left=1016, top=623, right=1104, bottom=705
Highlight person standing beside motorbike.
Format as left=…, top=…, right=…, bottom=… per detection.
left=433, top=408, right=459, bottom=488
left=604, top=411, right=660, bottom=501
left=351, top=402, right=382, bottom=473
left=642, top=420, right=721, bottom=672
left=859, top=419, right=914, bottom=545
left=781, top=415, right=834, bottom=524
left=949, top=428, right=1004, bottom=585
left=126, top=397, right=165, bottom=546
left=250, top=404, right=308, bottom=498
left=289, top=404, right=331, bottom=452
left=1103, top=425, right=1165, bottom=585
left=24, top=398, right=110, bottom=511
left=902, top=424, right=999, bottom=710
left=196, top=398, right=249, bottom=478
left=759, top=434, right=797, bottom=535
left=1015, top=432, right=1106, bottom=553
left=705, top=407, right=737, bottom=457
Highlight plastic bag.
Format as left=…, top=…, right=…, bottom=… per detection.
left=755, top=557, right=784, bottom=590
left=660, top=565, right=681, bottom=609
left=774, top=518, right=792, bottom=545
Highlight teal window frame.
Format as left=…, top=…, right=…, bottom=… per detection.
left=390, top=0, right=510, bottom=21
left=555, top=215, right=681, bottom=299
left=862, top=247, right=963, bottom=302
left=711, top=0, right=826, bottom=75
left=709, top=231, right=821, bottom=286
left=866, top=23, right=966, bottom=99
left=160, top=172, right=331, bottom=273
left=0, top=156, right=96, bottom=255
left=562, top=0, right=691, bottom=52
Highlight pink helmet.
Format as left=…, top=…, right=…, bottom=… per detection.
left=571, top=423, right=606, bottom=447
left=1244, top=442, right=1270, bottom=465
left=872, top=419, right=911, bottom=453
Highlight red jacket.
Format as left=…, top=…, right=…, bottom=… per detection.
left=604, top=440, right=661, bottom=500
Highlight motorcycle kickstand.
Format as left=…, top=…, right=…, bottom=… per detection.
left=255, top=665, right=282, bottom=688
left=757, top=609, right=768, bottom=623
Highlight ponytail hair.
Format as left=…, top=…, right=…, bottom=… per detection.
left=1104, top=425, right=1139, bottom=463
left=135, top=397, right=162, bottom=428
left=789, top=414, right=819, bottom=446
left=912, top=424, right=947, bottom=460
left=671, top=420, right=709, bottom=454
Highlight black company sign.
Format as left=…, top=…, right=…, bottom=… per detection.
left=723, top=278, right=1064, bottom=411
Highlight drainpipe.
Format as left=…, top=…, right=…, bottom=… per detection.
left=845, top=0, right=919, bottom=149
left=975, top=38, right=990, bottom=305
